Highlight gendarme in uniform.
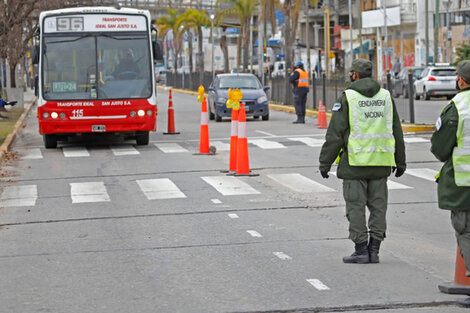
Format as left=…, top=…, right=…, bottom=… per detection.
left=319, top=59, right=406, bottom=264
left=431, top=60, right=470, bottom=275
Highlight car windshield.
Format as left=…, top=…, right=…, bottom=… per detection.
left=42, top=33, right=152, bottom=101
left=431, top=68, right=456, bottom=76
left=218, top=76, right=261, bottom=89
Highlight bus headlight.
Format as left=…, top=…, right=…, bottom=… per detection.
left=42, top=112, right=49, bottom=119
left=147, top=109, right=153, bottom=116
left=130, top=111, right=136, bottom=117
left=138, top=110, right=145, bottom=117
left=59, top=113, right=66, bottom=119
left=51, top=112, right=58, bottom=119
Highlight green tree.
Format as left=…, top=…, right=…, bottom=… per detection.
left=156, top=9, right=183, bottom=73
left=455, top=43, right=470, bottom=65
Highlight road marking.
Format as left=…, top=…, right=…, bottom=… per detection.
left=288, top=137, right=325, bottom=147
left=63, top=147, right=90, bottom=157
left=406, top=168, right=438, bottom=182
left=136, top=178, right=186, bottom=200
left=228, top=213, right=239, bottom=219
left=21, top=148, right=43, bottom=159
left=307, top=279, right=330, bottom=291
left=387, top=180, right=413, bottom=190
left=211, top=141, right=230, bottom=151
left=404, top=137, right=429, bottom=143
left=201, top=176, right=260, bottom=196
left=256, top=130, right=276, bottom=137
left=154, top=143, right=188, bottom=153
left=110, top=145, right=140, bottom=156
left=249, top=139, right=286, bottom=149
left=267, top=173, right=335, bottom=192
left=0, top=185, right=37, bottom=207
left=211, top=198, right=222, bottom=204
left=246, top=230, right=262, bottom=238
left=70, top=182, right=110, bottom=203
left=273, top=252, right=292, bottom=260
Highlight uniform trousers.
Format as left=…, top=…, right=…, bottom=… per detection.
left=451, top=211, right=470, bottom=273
left=343, top=178, right=388, bottom=244
left=293, top=91, right=307, bottom=121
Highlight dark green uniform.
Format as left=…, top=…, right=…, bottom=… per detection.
left=319, top=77, right=407, bottom=244
left=431, top=87, right=470, bottom=272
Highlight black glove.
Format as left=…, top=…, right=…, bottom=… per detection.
left=320, top=171, right=329, bottom=179
left=392, top=167, right=405, bottom=178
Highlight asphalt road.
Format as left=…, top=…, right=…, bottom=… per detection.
left=393, top=96, right=448, bottom=125
left=0, top=89, right=468, bottom=312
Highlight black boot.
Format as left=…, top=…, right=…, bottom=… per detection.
left=343, top=242, right=370, bottom=264
left=368, top=237, right=381, bottom=263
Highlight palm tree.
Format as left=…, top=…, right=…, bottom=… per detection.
left=176, top=9, right=211, bottom=85
left=216, top=0, right=259, bottom=71
left=156, top=9, right=181, bottom=73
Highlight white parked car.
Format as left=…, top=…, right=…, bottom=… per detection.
left=414, top=66, right=457, bottom=100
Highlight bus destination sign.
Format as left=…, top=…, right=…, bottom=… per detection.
left=44, top=14, right=147, bottom=33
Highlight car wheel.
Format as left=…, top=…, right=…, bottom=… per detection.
left=215, top=110, right=222, bottom=122
left=43, top=134, right=57, bottom=149
left=424, top=87, right=430, bottom=100
left=414, top=87, right=420, bottom=100
left=262, top=113, right=269, bottom=121
left=209, top=104, right=215, bottom=120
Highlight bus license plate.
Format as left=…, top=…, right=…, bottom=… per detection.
left=92, top=125, right=106, bottom=132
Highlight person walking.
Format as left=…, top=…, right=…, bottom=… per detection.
left=289, top=61, right=309, bottom=124
left=319, top=59, right=406, bottom=264
left=431, top=60, right=470, bottom=275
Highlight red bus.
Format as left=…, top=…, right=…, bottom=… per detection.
left=34, top=6, right=162, bottom=148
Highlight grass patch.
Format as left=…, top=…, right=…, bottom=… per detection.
left=0, top=108, right=25, bottom=145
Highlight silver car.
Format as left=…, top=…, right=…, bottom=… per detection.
left=414, top=66, right=457, bottom=100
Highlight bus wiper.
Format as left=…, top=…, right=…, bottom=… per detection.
left=46, top=34, right=94, bottom=44
left=99, top=33, right=146, bottom=40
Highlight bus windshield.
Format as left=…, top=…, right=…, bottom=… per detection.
left=43, top=33, right=152, bottom=101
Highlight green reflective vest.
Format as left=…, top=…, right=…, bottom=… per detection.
left=345, top=88, right=396, bottom=167
left=452, top=90, right=470, bottom=186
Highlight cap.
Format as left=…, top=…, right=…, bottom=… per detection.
left=295, top=61, right=303, bottom=67
left=349, top=59, right=373, bottom=78
left=457, top=60, right=470, bottom=83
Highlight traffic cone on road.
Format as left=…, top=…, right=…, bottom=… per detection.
left=439, top=246, right=470, bottom=298
left=229, top=109, right=239, bottom=172
left=317, top=102, right=328, bottom=129
left=195, top=97, right=214, bottom=155
left=164, top=89, right=180, bottom=135
left=235, top=103, right=258, bottom=176
left=315, top=100, right=322, bottom=126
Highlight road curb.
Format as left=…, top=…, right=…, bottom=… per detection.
left=0, top=97, right=36, bottom=164
left=158, top=85, right=200, bottom=96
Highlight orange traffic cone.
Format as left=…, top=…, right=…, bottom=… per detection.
left=315, top=99, right=322, bottom=126
left=194, top=97, right=214, bottom=155
left=317, top=102, right=328, bottom=129
left=229, top=109, right=239, bottom=172
left=439, top=246, right=470, bottom=295
left=164, top=89, right=180, bottom=135
left=234, top=103, right=258, bottom=176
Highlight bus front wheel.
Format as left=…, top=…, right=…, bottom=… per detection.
left=44, top=134, right=57, bottom=149
left=136, top=131, right=149, bottom=145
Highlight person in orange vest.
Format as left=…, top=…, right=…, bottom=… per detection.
left=289, top=61, right=309, bottom=124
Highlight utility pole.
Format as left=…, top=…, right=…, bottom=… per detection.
left=383, top=0, right=388, bottom=73
left=348, top=0, right=353, bottom=67
left=324, top=6, right=330, bottom=78
left=258, top=10, right=264, bottom=81
left=425, top=0, right=429, bottom=65
left=434, top=0, right=440, bottom=63
left=358, top=0, right=363, bottom=57
left=305, top=0, right=311, bottom=75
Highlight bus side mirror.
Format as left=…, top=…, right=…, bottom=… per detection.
left=153, top=40, right=163, bottom=61
left=32, top=45, right=39, bottom=65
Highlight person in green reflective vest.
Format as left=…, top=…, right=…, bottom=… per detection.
left=431, top=60, right=470, bottom=275
left=319, top=59, right=406, bottom=264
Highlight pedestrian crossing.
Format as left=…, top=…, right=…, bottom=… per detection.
left=0, top=168, right=439, bottom=207
left=18, top=135, right=430, bottom=160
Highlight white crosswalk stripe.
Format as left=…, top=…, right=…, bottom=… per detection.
left=406, top=168, right=438, bottom=182
left=249, top=139, right=286, bottom=149
left=110, top=145, right=140, bottom=156
left=287, top=137, right=325, bottom=147
left=70, top=182, right=110, bottom=203
left=0, top=185, right=37, bottom=207
left=210, top=141, right=231, bottom=151
left=201, top=176, right=260, bottom=196
left=154, top=143, right=188, bottom=153
left=404, top=137, right=429, bottom=144
left=307, top=279, right=330, bottom=291
left=21, top=148, right=43, bottom=160
left=267, top=173, right=335, bottom=192
left=136, top=178, right=187, bottom=200
left=63, top=147, right=90, bottom=157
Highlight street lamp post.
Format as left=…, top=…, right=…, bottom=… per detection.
left=210, top=14, right=215, bottom=81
